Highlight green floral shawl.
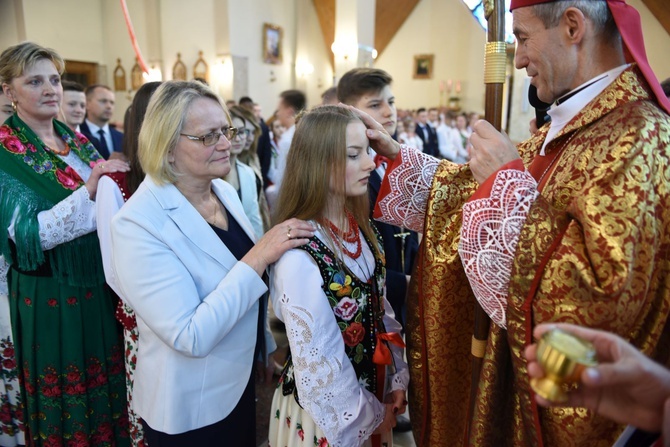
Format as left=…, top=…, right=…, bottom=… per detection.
left=0, top=114, right=105, bottom=286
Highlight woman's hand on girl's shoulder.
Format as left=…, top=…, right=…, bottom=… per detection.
left=241, top=218, right=315, bottom=276
left=85, top=159, right=131, bottom=199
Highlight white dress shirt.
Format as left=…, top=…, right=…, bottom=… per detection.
left=266, top=124, right=295, bottom=209
left=85, top=119, right=114, bottom=152
left=542, top=64, right=630, bottom=154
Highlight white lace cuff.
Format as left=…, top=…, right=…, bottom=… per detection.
left=37, top=187, right=97, bottom=251
left=375, top=145, right=439, bottom=233
left=382, top=303, right=409, bottom=393
left=389, top=348, right=410, bottom=393
left=459, top=169, right=539, bottom=328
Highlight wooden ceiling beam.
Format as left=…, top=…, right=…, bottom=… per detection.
left=313, top=0, right=420, bottom=67
left=313, top=0, right=670, bottom=70
left=313, top=0, right=336, bottom=69
left=375, top=0, right=420, bottom=58
left=641, top=0, right=670, bottom=36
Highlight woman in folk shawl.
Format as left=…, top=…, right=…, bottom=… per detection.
left=0, top=42, right=130, bottom=446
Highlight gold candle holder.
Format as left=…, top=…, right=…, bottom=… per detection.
left=530, top=328, right=597, bottom=403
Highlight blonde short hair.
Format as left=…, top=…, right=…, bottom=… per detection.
left=138, top=80, right=229, bottom=184
left=0, top=42, right=64, bottom=85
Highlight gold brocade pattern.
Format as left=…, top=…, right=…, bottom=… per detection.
left=409, top=65, right=670, bottom=446
left=406, top=162, right=478, bottom=445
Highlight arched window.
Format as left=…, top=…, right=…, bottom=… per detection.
left=462, top=0, right=515, bottom=44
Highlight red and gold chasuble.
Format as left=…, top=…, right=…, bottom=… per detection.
left=377, top=66, right=670, bottom=446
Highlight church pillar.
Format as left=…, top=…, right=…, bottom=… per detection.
left=212, top=0, right=236, bottom=102
left=331, top=0, right=376, bottom=82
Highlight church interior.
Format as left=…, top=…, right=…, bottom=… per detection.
left=1, top=0, right=668, bottom=143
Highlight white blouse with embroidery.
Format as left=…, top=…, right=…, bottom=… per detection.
left=270, top=226, right=409, bottom=447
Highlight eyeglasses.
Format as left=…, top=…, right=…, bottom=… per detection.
left=233, top=129, right=249, bottom=140
left=180, top=127, right=238, bottom=146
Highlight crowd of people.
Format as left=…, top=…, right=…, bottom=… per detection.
left=394, top=107, right=476, bottom=163
left=0, top=0, right=670, bottom=446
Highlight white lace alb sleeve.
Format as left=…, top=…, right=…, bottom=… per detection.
left=7, top=187, right=96, bottom=251
left=271, top=249, right=385, bottom=447
left=375, top=145, right=439, bottom=233
left=458, top=169, right=539, bottom=328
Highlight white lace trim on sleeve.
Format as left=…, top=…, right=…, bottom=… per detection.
left=280, top=294, right=384, bottom=447
left=458, top=169, right=539, bottom=328
left=381, top=300, right=409, bottom=392
left=375, top=145, right=439, bottom=233
left=37, top=187, right=97, bottom=251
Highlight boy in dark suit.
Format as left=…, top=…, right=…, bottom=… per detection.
left=415, top=107, right=439, bottom=157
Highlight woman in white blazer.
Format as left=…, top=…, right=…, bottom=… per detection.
left=110, top=81, right=314, bottom=446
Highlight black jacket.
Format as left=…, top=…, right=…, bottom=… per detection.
left=369, top=168, right=419, bottom=329
left=80, top=121, right=123, bottom=159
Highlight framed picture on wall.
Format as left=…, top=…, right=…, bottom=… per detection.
left=263, top=23, right=283, bottom=65
left=413, top=54, right=434, bottom=79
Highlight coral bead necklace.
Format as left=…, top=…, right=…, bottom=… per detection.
left=325, top=209, right=362, bottom=259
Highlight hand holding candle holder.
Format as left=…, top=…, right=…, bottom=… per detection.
left=530, top=328, right=598, bottom=403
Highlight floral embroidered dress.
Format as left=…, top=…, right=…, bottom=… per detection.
left=268, top=225, right=408, bottom=447
left=0, top=253, right=24, bottom=446
left=0, top=115, right=129, bottom=446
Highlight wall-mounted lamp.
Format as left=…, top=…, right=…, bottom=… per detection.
left=358, top=44, right=378, bottom=60
left=211, top=54, right=233, bottom=98
left=331, top=39, right=358, bottom=61
left=143, top=62, right=163, bottom=82
left=296, top=59, right=314, bottom=78
left=212, top=54, right=233, bottom=84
